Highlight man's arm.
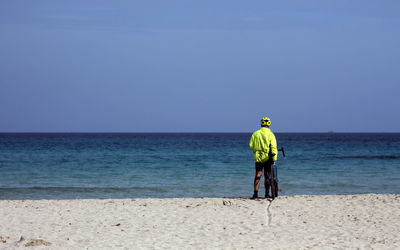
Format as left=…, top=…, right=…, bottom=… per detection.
left=249, top=133, right=255, bottom=151
left=270, top=133, right=278, bottom=162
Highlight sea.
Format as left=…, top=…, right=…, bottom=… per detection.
left=0, top=133, right=399, bottom=200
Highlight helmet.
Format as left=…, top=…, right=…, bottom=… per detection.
left=261, top=117, right=271, bottom=127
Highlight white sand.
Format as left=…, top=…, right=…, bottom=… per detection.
left=0, top=194, right=399, bottom=249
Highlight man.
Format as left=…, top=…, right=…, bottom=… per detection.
left=249, top=117, right=278, bottom=199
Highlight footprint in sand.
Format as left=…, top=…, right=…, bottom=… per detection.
left=15, top=236, right=52, bottom=247
left=24, top=239, right=52, bottom=247
left=0, top=235, right=7, bottom=243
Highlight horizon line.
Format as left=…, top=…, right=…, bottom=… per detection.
left=1, top=131, right=400, bottom=134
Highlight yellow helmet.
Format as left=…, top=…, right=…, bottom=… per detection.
left=261, top=117, right=271, bottom=127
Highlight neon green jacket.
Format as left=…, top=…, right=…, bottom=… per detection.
left=249, top=127, right=278, bottom=162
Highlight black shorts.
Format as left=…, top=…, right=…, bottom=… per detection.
left=255, top=161, right=272, bottom=173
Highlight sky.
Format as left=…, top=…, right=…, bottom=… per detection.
left=1, top=0, right=399, bottom=132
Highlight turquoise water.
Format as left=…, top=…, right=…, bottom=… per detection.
left=0, top=133, right=399, bottom=199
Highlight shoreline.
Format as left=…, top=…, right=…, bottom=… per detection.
left=1, top=194, right=399, bottom=249
left=0, top=192, right=399, bottom=200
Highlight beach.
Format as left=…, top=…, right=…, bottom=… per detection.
left=0, top=194, right=399, bottom=249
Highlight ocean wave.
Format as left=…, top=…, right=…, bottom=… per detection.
left=322, top=156, right=400, bottom=160
left=0, top=186, right=168, bottom=200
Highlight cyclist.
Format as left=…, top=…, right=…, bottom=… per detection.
left=249, top=117, right=278, bottom=199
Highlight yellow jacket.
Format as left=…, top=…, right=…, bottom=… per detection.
left=249, top=127, right=278, bottom=162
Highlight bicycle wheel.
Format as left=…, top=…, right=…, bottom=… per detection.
left=270, top=165, right=277, bottom=199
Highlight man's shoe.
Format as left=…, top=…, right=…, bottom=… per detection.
left=251, top=193, right=258, bottom=199
left=265, top=194, right=272, bottom=199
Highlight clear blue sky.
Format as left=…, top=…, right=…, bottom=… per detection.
left=1, top=1, right=399, bottom=132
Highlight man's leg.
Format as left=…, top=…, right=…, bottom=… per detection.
left=253, top=163, right=263, bottom=198
left=264, top=161, right=272, bottom=198
left=254, top=170, right=263, bottom=192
